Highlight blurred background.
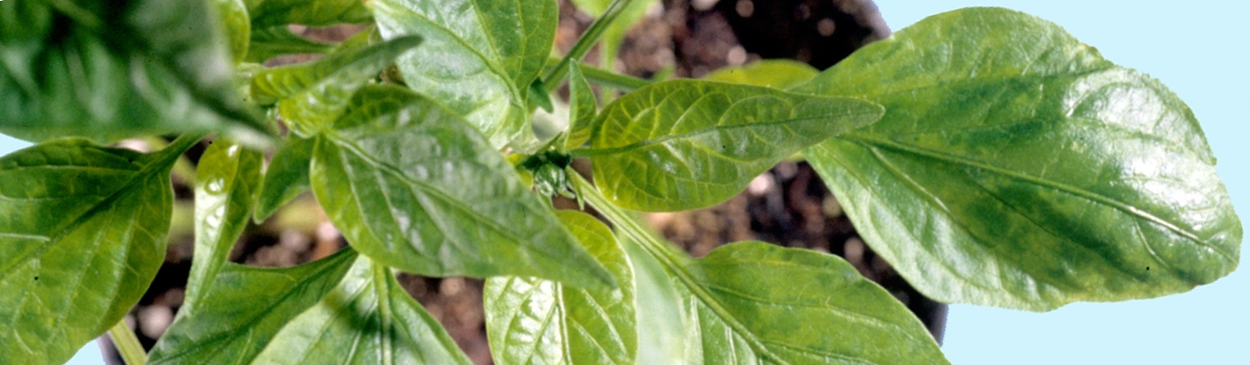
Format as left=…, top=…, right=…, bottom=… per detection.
left=5, top=0, right=1241, bottom=364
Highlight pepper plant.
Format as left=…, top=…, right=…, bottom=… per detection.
left=0, top=0, right=1241, bottom=364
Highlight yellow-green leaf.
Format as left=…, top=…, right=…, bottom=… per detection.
left=796, top=7, right=1242, bottom=311
left=583, top=79, right=882, bottom=211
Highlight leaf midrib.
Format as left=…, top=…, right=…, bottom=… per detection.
left=375, top=0, right=521, bottom=101
left=843, top=134, right=1235, bottom=262
left=323, top=133, right=581, bottom=276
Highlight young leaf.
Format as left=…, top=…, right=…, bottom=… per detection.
left=702, top=59, right=819, bottom=89
left=249, top=35, right=422, bottom=136
left=368, top=0, right=558, bottom=148
left=214, top=0, right=251, bottom=64
left=147, top=250, right=359, bottom=364
left=582, top=80, right=883, bottom=211
left=676, top=242, right=950, bottom=365
left=249, top=255, right=472, bottom=364
left=0, top=137, right=192, bottom=364
left=247, top=0, right=373, bottom=28
left=795, top=7, right=1242, bottom=311
left=310, top=85, right=614, bottom=288
left=484, top=211, right=636, bottom=365
left=0, top=0, right=268, bottom=145
left=563, top=63, right=599, bottom=150
left=184, top=139, right=263, bottom=310
left=245, top=26, right=336, bottom=64
left=254, top=134, right=315, bottom=223
left=577, top=174, right=947, bottom=365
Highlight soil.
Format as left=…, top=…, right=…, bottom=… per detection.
left=104, top=1, right=946, bottom=363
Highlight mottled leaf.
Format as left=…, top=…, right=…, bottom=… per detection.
left=249, top=256, right=471, bottom=364
left=183, top=139, right=263, bottom=310
left=0, top=0, right=269, bottom=144
left=0, top=137, right=192, bottom=364
left=676, top=242, right=949, bottom=365
left=254, top=134, right=314, bottom=223
left=310, top=85, right=613, bottom=288
left=245, top=26, right=335, bottom=64
left=563, top=62, right=599, bottom=149
left=248, top=0, right=372, bottom=27
left=795, top=7, right=1242, bottom=310
left=250, top=35, right=421, bottom=136
left=369, top=0, right=558, bottom=148
left=703, top=59, right=819, bottom=89
left=214, top=0, right=251, bottom=64
left=148, top=250, right=358, bottom=364
left=583, top=79, right=882, bottom=211
left=485, top=211, right=636, bottom=365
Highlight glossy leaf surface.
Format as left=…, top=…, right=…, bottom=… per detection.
left=584, top=80, right=882, bottom=211
left=254, top=134, right=315, bottom=222
left=563, top=63, right=599, bottom=149
left=250, top=255, right=471, bottom=364
left=148, top=250, right=358, bottom=364
left=250, top=35, right=421, bottom=136
left=796, top=8, right=1242, bottom=310
left=248, top=0, right=372, bottom=27
left=485, top=211, right=636, bottom=365
left=581, top=179, right=946, bottom=365
left=369, top=0, right=558, bottom=148
left=214, top=0, right=251, bottom=64
left=184, top=139, right=263, bottom=309
left=245, top=26, right=336, bottom=64
left=703, top=59, right=819, bottom=89
left=0, top=0, right=267, bottom=144
left=0, top=138, right=187, bottom=364
left=677, top=242, right=949, bottom=364
left=310, top=85, right=613, bottom=288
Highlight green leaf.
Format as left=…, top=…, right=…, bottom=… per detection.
left=249, top=35, right=422, bottom=136
left=184, top=139, right=263, bottom=310
left=247, top=0, right=372, bottom=28
left=0, top=0, right=269, bottom=145
left=310, top=85, right=614, bottom=288
left=703, top=59, right=819, bottom=89
left=0, top=137, right=192, bottom=364
left=214, top=0, right=251, bottom=64
left=368, top=0, right=558, bottom=148
left=795, top=7, right=1242, bottom=311
left=676, top=242, right=949, bottom=364
left=563, top=62, right=599, bottom=150
left=250, top=255, right=472, bottom=364
left=148, top=249, right=359, bottom=364
left=254, top=134, right=315, bottom=223
left=582, top=79, right=883, bottom=211
left=484, top=211, right=636, bottom=365
left=245, top=26, right=336, bottom=64
left=578, top=177, right=945, bottom=365
left=619, top=233, right=686, bottom=365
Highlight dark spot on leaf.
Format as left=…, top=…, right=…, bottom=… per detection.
left=34, top=276, right=38, bottom=280
left=1146, top=266, right=1150, bottom=271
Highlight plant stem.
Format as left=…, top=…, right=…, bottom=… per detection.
left=542, top=0, right=638, bottom=92
left=108, top=319, right=146, bottom=365
left=571, top=173, right=692, bottom=271
left=544, top=57, right=652, bottom=92
left=580, top=63, right=652, bottom=92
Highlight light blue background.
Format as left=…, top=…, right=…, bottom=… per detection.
left=874, top=1, right=1249, bottom=364
left=8, top=0, right=1245, bottom=363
